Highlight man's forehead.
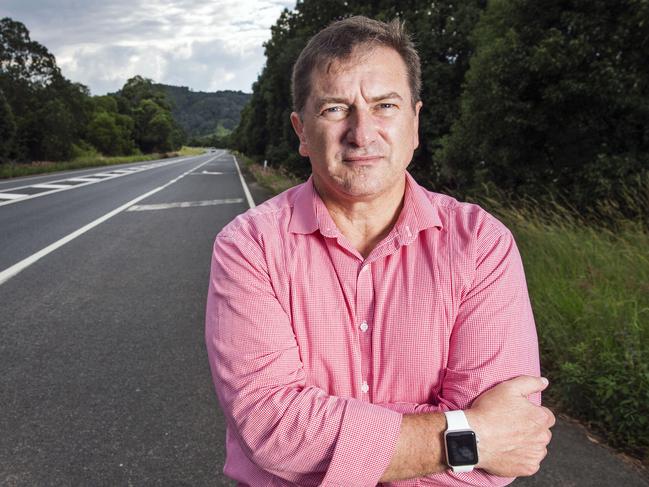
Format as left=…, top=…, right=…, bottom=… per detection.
left=316, top=44, right=399, bottom=76
left=308, top=46, right=409, bottom=98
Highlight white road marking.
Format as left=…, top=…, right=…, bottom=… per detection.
left=67, top=177, right=102, bottom=183
left=0, top=192, right=28, bottom=200
left=127, top=198, right=244, bottom=211
left=0, top=156, right=204, bottom=208
left=198, top=171, right=224, bottom=175
left=232, top=155, right=255, bottom=209
left=0, top=157, right=217, bottom=286
left=32, top=183, right=71, bottom=189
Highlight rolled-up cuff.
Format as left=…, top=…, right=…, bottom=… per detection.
left=321, top=398, right=403, bottom=487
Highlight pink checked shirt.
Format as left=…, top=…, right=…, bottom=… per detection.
left=205, top=172, right=540, bottom=487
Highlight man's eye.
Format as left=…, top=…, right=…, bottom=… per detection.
left=320, top=106, right=348, bottom=119
left=377, top=103, right=396, bottom=110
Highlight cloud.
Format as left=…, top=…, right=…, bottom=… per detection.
left=0, top=0, right=295, bottom=94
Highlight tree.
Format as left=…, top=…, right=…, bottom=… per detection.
left=0, top=89, right=15, bottom=161
left=33, top=98, right=75, bottom=161
left=0, top=17, right=95, bottom=162
left=116, top=76, right=184, bottom=153
left=440, top=0, right=649, bottom=210
left=0, top=17, right=59, bottom=87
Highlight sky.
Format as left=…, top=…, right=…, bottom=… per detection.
left=0, top=0, right=296, bottom=95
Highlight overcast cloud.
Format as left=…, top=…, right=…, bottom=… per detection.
left=0, top=0, right=296, bottom=94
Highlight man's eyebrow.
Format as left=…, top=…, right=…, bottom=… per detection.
left=369, top=92, right=403, bottom=102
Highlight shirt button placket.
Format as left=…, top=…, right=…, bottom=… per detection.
left=356, top=262, right=373, bottom=400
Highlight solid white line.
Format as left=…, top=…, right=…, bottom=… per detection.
left=0, top=192, right=27, bottom=200
left=0, top=157, right=216, bottom=286
left=232, top=155, right=255, bottom=209
left=32, top=183, right=71, bottom=189
left=127, top=198, right=244, bottom=211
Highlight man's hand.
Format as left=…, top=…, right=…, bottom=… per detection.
left=465, top=376, right=555, bottom=477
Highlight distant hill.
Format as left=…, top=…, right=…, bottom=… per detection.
left=156, top=84, right=251, bottom=137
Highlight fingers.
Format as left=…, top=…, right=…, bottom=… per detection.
left=541, top=406, right=556, bottom=428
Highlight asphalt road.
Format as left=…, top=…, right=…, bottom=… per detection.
left=1, top=151, right=242, bottom=486
left=1, top=151, right=647, bottom=486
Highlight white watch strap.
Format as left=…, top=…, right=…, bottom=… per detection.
left=444, top=410, right=470, bottom=430
left=444, top=410, right=475, bottom=473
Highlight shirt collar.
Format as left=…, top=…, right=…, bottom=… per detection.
left=288, top=172, right=443, bottom=237
left=288, top=176, right=320, bottom=235
left=394, top=172, right=444, bottom=241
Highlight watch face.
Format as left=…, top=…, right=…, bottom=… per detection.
left=446, top=431, right=478, bottom=466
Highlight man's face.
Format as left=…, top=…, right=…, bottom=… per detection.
left=290, top=46, right=422, bottom=202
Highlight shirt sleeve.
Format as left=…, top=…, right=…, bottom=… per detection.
left=205, top=229, right=402, bottom=487
left=381, top=217, right=539, bottom=487
left=424, top=216, right=540, bottom=487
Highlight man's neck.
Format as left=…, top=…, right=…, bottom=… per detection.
left=314, top=176, right=406, bottom=259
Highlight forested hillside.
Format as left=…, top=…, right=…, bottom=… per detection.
left=231, top=0, right=649, bottom=221
left=157, top=84, right=250, bottom=137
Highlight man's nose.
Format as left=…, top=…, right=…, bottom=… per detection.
left=345, top=108, right=376, bottom=147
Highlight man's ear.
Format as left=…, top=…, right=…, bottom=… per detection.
left=290, top=112, right=309, bottom=157
left=413, top=101, right=423, bottom=150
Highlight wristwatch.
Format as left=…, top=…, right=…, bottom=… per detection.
left=444, top=410, right=479, bottom=473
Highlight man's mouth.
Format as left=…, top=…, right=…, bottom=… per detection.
left=342, top=155, right=383, bottom=163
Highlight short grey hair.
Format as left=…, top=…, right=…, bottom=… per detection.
left=291, top=16, right=421, bottom=114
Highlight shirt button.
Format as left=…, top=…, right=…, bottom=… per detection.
left=361, top=381, right=369, bottom=393
left=360, top=265, right=369, bottom=273
left=359, top=321, right=368, bottom=332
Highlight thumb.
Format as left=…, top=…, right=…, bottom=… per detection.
left=506, top=375, right=549, bottom=396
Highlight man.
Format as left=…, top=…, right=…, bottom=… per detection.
left=206, top=16, right=554, bottom=487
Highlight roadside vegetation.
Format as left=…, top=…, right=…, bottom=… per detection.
left=475, top=188, right=649, bottom=460
left=236, top=152, right=302, bottom=195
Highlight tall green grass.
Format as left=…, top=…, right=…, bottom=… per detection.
left=481, top=196, right=649, bottom=459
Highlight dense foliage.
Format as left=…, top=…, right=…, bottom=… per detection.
left=231, top=0, right=649, bottom=219
left=0, top=18, right=184, bottom=163
left=157, top=84, right=250, bottom=136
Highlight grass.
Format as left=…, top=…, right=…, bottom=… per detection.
left=0, top=146, right=206, bottom=179
left=475, top=195, right=649, bottom=460
left=235, top=152, right=302, bottom=194
left=241, top=156, right=649, bottom=461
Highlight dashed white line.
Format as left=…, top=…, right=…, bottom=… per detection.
left=0, top=156, right=201, bottom=208
left=67, top=177, right=102, bottom=183
left=31, top=183, right=71, bottom=189
left=127, top=198, right=244, bottom=211
left=0, top=192, right=28, bottom=200
left=0, top=157, right=216, bottom=286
